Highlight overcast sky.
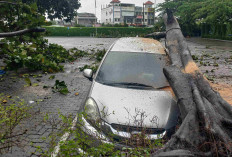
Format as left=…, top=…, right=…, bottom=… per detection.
left=78, top=0, right=165, bottom=22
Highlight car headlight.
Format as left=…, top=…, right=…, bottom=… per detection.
left=84, top=97, right=101, bottom=122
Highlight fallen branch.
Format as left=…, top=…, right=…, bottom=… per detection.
left=145, top=32, right=166, bottom=40
left=0, top=1, right=18, bottom=5
left=0, top=28, right=46, bottom=38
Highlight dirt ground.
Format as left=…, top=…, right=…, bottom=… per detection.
left=186, top=38, right=232, bottom=104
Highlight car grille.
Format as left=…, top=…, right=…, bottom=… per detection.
left=110, top=123, right=165, bottom=134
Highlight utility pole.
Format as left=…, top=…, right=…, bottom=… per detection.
left=154, top=0, right=156, bottom=25
left=143, top=3, right=145, bottom=26
left=113, top=2, right=114, bottom=24
left=95, top=0, right=97, bottom=36
left=120, top=3, right=122, bottom=24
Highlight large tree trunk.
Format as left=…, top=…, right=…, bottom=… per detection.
left=152, top=11, right=232, bottom=157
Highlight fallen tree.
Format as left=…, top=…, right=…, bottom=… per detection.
left=151, top=10, right=232, bottom=157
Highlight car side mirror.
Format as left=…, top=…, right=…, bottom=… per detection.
left=83, top=69, right=93, bottom=80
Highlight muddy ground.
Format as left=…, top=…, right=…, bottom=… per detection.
left=1, top=37, right=231, bottom=156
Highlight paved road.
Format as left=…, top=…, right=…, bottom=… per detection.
left=1, top=59, right=92, bottom=157
left=46, top=37, right=118, bottom=51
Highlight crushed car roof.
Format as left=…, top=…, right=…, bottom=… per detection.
left=110, top=37, right=166, bottom=54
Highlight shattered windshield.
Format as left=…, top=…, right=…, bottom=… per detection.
left=96, top=51, right=169, bottom=89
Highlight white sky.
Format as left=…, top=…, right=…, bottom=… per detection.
left=78, top=0, right=165, bottom=22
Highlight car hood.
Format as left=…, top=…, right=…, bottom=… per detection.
left=90, top=81, right=177, bottom=129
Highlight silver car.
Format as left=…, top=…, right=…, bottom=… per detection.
left=81, top=37, right=179, bottom=147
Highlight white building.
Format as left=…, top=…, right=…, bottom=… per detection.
left=101, top=0, right=122, bottom=24
left=76, top=13, right=97, bottom=27
left=143, top=1, right=155, bottom=25
left=101, top=0, right=155, bottom=26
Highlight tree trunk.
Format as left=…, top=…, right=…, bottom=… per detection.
left=152, top=11, right=232, bottom=157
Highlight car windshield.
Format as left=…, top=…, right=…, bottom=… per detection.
left=95, top=51, right=169, bottom=89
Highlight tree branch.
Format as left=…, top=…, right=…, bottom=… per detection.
left=145, top=32, right=166, bottom=40
left=0, top=28, right=46, bottom=37
left=0, top=1, right=18, bottom=5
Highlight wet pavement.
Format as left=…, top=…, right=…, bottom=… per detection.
left=1, top=58, right=93, bottom=156
left=1, top=37, right=232, bottom=156
left=46, top=37, right=118, bottom=51
left=187, top=37, right=232, bottom=51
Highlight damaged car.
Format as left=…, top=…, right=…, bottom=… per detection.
left=80, top=37, right=179, bottom=148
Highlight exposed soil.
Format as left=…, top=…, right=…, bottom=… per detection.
left=211, top=83, right=232, bottom=104
left=187, top=37, right=232, bottom=104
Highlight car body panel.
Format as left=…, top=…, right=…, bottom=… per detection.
left=110, top=37, right=166, bottom=54
left=90, top=81, right=175, bottom=129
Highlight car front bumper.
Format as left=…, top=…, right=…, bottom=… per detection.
left=80, top=116, right=166, bottom=149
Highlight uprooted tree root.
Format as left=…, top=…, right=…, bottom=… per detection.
left=151, top=10, right=232, bottom=157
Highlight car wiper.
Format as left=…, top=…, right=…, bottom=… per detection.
left=106, top=82, right=154, bottom=88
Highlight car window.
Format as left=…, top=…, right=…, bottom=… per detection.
left=95, top=51, right=169, bottom=89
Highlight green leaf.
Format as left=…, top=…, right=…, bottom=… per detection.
left=49, top=75, right=55, bottom=80
left=23, top=74, right=29, bottom=78
left=32, top=83, right=39, bottom=87
left=43, top=85, right=49, bottom=89
left=52, top=80, right=69, bottom=95
left=59, top=88, right=69, bottom=95
left=24, top=78, right=32, bottom=87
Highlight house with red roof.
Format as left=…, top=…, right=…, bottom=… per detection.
left=101, top=1, right=155, bottom=26
left=144, top=1, right=154, bottom=5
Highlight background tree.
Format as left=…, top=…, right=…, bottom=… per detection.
left=157, top=0, right=232, bottom=38
left=22, top=0, right=81, bottom=22
left=0, top=0, right=78, bottom=72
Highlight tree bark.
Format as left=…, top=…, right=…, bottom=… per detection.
left=152, top=11, right=232, bottom=157
left=0, top=28, right=45, bottom=38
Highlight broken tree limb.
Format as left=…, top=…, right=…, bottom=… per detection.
left=0, top=28, right=45, bottom=38
left=145, top=32, right=166, bottom=40
left=152, top=10, right=232, bottom=157
left=0, top=1, right=18, bottom=5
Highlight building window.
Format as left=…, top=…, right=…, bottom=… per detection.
left=145, top=12, right=147, bottom=15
